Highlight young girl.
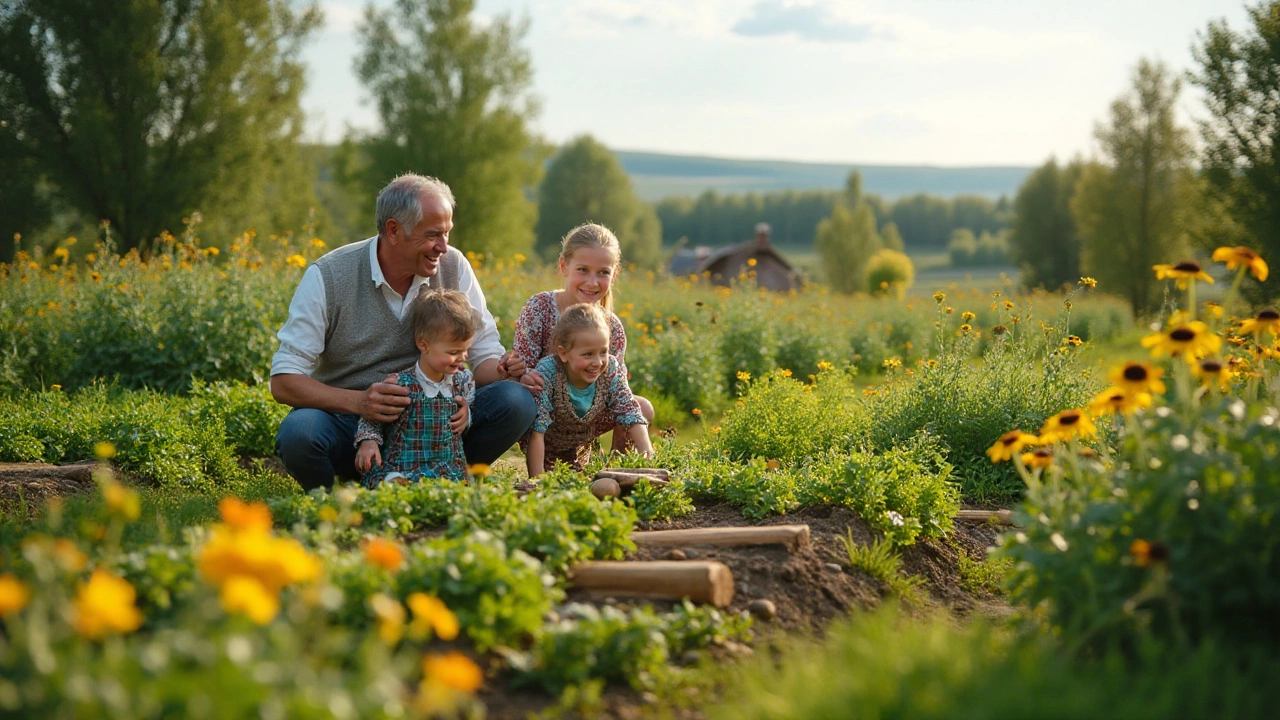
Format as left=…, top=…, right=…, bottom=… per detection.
left=354, top=290, right=477, bottom=486
left=526, top=303, right=652, bottom=477
left=514, top=223, right=654, bottom=452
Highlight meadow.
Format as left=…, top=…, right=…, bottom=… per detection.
left=0, top=227, right=1276, bottom=718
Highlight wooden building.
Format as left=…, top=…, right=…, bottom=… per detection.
left=667, top=223, right=803, bottom=292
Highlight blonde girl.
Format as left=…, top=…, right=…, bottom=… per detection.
left=526, top=303, right=652, bottom=476
left=514, top=223, right=654, bottom=451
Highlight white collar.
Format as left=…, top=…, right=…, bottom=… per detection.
left=413, top=360, right=454, bottom=397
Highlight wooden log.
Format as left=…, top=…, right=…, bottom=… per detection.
left=593, top=470, right=670, bottom=496
left=631, top=525, right=811, bottom=551
left=955, top=509, right=1016, bottom=526
left=601, top=467, right=670, bottom=480
left=569, top=560, right=735, bottom=607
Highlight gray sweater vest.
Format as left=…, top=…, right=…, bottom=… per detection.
left=311, top=238, right=463, bottom=391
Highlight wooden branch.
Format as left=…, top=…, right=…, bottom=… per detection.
left=568, top=561, right=735, bottom=607
left=632, top=525, right=811, bottom=551
left=600, top=467, right=670, bottom=480
left=955, top=509, right=1016, bottom=526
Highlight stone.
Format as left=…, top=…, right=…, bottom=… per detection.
left=664, top=549, right=687, bottom=561
left=747, top=598, right=777, bottom=621
left=590, top=477, right=621, bottom=500
left=825, top=563, right=843, bottom=573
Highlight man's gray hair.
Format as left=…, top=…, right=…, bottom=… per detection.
left=375, top=174, right=456, bottom=237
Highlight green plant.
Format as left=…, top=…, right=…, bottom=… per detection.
left=715, top=368, right=862, bottom=463
left=865, top=248, right=915, bottom=299
left=841, top=533, right=924, bottom=600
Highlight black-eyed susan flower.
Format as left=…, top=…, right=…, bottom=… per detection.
left=1129, top=538, right=1170, bottom=567
left=1212, top=245, right=1268, bottom=281
left=1063, top=335, right=1083, bottom=347
left=1237, top=308, right=1280, bottom=336
left=1038, top=409, right=1097, bottom=443
left=1141, top=322, right=1222, bottom=363
left=992, top=324, right=1009, bottom=335
left=1153, top=260, right=1214, bottom=288
left=1193, top=358, right=1233, bottom=391
left=1204, top=302, right=1223, bottom=320
left=1021, top=446, right=1054, bottom=470
left=987, top=430, right=1039, bottom=462
left=959, top=324, right=973, bottom=334
left=1088, top=386, right=1152, bottom=417
left=1108, top=362, right=1166, bottom=396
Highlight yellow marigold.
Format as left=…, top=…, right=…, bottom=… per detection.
left=1238, top=308, right=1280, bottom=336
left=220, top=575, right=279, bottom=625
left=961, top=311, right=976, bottom=322
left=987, top=430, right=1039, bottom=463
left=0, top=574, right=30, bottom=616
left=363, top=537, right=405, bottom=572
left=467, top=463, right=491, bottom=479
left=1193, top=358, right=1233, bottom=391
left=1038, top=409, right=1097, bottom=443
left=933, top=292, right=946, bottom=303
left=370, top=593, right=406, bottom=644
left=198, top=526, right=321, bottom=595
left=72, top=570, right=143, bottom=639
left=691, top=408, right=702, bottom=417
left=424, top=651, right=484, bottom=693
left=1141, top=322, right=1222, bottom=363
left=1109, top=362, right=1166, bottom=396
left=102, top=481, right=141, bottom=521
left=219, top=497, right=273, bottom=533
left=779, top=369, right=792, bottom=378
left=736, top=370, right=751, bottom=382
left=285, top=254, right=307, bottom=268
left=1153, top=260, right=1214, bottom=288
left=1021, top=446, right=1054, bottom=470
left=1212, top=246, right=1268, bottom=282
left=817, top=361, right=834, bottom=371
left=408, top=592, right=460, bottom=641
left=1088, top=386, right=1152, bottom=417
left=1079, top=276, right=1097, bottom=289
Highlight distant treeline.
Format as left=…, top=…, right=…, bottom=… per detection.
left=656, top=190, right=1012, bottom=249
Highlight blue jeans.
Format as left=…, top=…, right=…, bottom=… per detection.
left=275, top=380, right=537, bottom=490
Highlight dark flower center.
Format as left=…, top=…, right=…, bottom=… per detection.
left=1174, top=260, right=1202, bottom=273
left=1032, top=448, right=1053, bottom=459
left=1060, top=411, right=1081, bottom=426
left=1201, top=360, right=1223, bottom=373
left=1258, top=308, right=1280, bottom=321
left=1123, top=364, right=1149, bottom=381
left=1170, top=328, right=1197, bottom=342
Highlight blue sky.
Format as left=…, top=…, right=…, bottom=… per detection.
left=301, top=0, right=1248, bottom=166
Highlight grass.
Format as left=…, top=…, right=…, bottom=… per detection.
left=840, top=532, right=925, bottom=601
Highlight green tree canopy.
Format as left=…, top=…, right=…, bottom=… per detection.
left=348, top=0, right=543, bottom=255
left=816, top=171, right=881, bottom=294
left=1190, top=1, right=1280, bottom=300
left=1073, top=59, right=1196, bottom=314
left=1010, top=158, right=1084, bottom=290
left=534, top=135, right=662, bottom=268
left=0, top=0, right=321, bottom=251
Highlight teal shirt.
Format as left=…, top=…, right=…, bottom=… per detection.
left=567, top=381, right=597, bottom=418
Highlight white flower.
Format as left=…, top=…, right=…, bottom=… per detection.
left=886, top=510, right=905, bottom=527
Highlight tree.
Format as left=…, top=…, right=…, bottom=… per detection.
left=1072, top=59, right=1196, bottom=314
left=816, top=171, right=881, bottom=294
left=0, top=0, right=321, bottom=250
left=349, top=0, right=543, bottom=256
left=1190, top=1, right=1280, bottom=300
left=880, top=222, right=905, bottom=252
left=1010, top=158, right=1084, bottom=290
left=534, top=135, right=662, bottom=268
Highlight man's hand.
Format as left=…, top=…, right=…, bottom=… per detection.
left=450, top=395, right=469, bottom=434
left=497, top=351, right=527, bottom=380
left=520, top=369, right=545, bottom=395
left=358, top=374, right=411, bottom=423
left=355, top=440, right=382, bottom=474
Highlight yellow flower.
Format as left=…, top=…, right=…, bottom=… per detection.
left=1038, top=409, right=1097, bottom=443
left=1004, top=300, right=1014, bottom=311
left=1079, top=276, right=1097, bottom=289
left=961, top=311, right=976, bottom=322
left=779, top=369, right=792, bottom=378
left=817, top=361, right=834, bottom=371
left=1153, top=260, right=1214, bottom=288
left=959, top=324, right=973, bottom=334
left=50, top=384, right=62, bottom=391
left=285, top=254, right=307, bottom=268
left=102, top=481, right=141, bottom=521
left=89, top=271, right=101, bottom=281
left=363, top=537, right=405, bottom=572
left=1212, top=246, right=1268, bottom=281
left=205, top=246, right=220, bottom=256
left=72, top=570, right=144, bottom=639
left=318, top=506, right=339, bottom=523
left=0, top=574, right=30, bottom=616
left=198, top=525, right=321, bottom=595
left=1193, top=358, right=1233, bottom=391
left=1021, top=446, right=1054, bottom=470
left=736, top=370, right=751, bottom=382
left=424, top=651, right=483, bottom=693
left=1237, top=308, right=1280, bottom=336
left=1204, top=302, right=1224, bottom=319
left=987, top=430, right=1039, bottom=463
left=370, top=593, right=406, bottom=644
left=53, top=247, right=69, bottom=261
left=1108, top=362, right=1166, bottom=396
left=933, top=292, right=946, bottom=303
left=467, top=463, right=491, bottom=479
left=53, top=538, right=87, bottom=572
left=94, top=441, right=117, bottom=460
left=311, top=238, right=327, bottom=248
left=1088, top=386, right=1153, bottom=417
left=220, top=576, right=279, bottom=624
left=1141, top=322, right=1222, bottom=363
left=1063, top=335, right=1083, bottom=347
left=747, top=258, right=757, bottom=267
left=407, top=593, right=459, bottom=641
left=219, top=497, right=273, bottom=533
left=513, top=252, right=527, bottom=264
left=691, top=408, right=702, bottom=416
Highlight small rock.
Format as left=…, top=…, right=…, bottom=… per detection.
left=780, top=565, right=797, bottom=582
left=825, top=562, right=843, bottom=573
left=590, top=477, right=620, bottom=500
left=665, top=549, right=687, bottom=561
left=747, top=598, right=777, bottom=622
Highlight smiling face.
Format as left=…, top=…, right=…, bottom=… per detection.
left=556, top=327, right=610, bottom=389
left=386, top=193, right=453, bottom=282
left=416, top=333, right=472, bottom=383
left=559, top=247, right=617, bottom=307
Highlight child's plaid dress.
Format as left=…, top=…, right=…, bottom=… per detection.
left=531, top=355, right=646, bottom=472
left=354, top=367, right=473, bottom=487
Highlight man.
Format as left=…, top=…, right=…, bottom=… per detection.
left=270, top=173, right=535, bottom=489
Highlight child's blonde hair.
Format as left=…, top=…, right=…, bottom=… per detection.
left=560, top=223, right=621, bottom=313
left=554, top=302, right=610, bottom=352
left=412, top=289, right=480, bottom=344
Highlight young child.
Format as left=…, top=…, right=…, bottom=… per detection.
left=354, top=290, right=477, bottom=487
left=526, top=303, right=652, bottom=477
left=514, top=223, right=654, bottom=451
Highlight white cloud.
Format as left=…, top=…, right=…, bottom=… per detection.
left=318, top=0, right=366, bottom=36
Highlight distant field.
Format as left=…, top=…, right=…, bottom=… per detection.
left=762, top=248, right=1016, bottom=296
left=617, top=149, right=1033, bottom=202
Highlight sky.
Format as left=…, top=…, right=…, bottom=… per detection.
left=300, top=0, right=1250, bottom=166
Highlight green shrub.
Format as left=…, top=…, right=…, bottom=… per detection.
left=189, top=380, right=288, bottom=456
left=715, top=369, right=862, bottom=463
left=865, top=249, right=915, bottom=299
left=627, top=322, right=726, bottom=413
left=717, top=303, right=778, bottom=395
